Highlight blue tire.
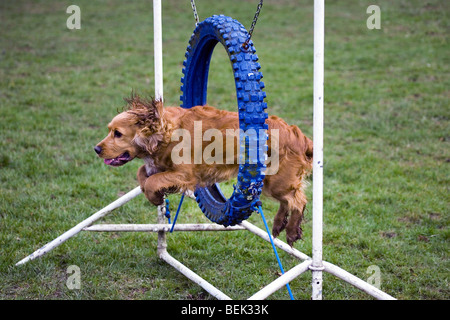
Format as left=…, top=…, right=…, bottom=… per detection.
left=180, top=15, right=268, bottom=226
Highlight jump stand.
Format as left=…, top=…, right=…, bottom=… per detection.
left=16, top=0, right=396, bottom=300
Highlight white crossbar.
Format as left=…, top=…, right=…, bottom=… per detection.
left=248, top=260, right=312, bottom=300
left=159, top=250, right=232, bottom=300
left=84, top=223, right=245, bottom=232
left=15, top=187, right=142, bottom=266
left=323, top=262, right=396, bottom=300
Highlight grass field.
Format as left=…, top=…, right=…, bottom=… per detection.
left=0, top=0, right=448, bottom=300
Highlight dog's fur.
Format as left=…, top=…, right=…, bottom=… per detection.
left=95, top=94, right=313, bottom=246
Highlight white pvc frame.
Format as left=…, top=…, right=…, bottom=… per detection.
left=16, top=0, right=395, bottom=300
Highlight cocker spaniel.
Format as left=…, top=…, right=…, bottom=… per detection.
left=95, top=94, right=313, bottom=246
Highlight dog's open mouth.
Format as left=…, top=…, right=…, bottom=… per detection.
left=104, top=152, right=133, bottom=167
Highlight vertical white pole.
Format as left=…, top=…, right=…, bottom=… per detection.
left=311, top=0, right=325, bottom=300
left=152, top=0, right=167, bottom=261
left=153, top=0, right=163, bottom=100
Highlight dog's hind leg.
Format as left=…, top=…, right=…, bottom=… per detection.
left=285, top=205, right=305, bottom=247
left=265, top=175, right=308, bottom=246
left=272, top=201, right=289, bottom=239
left=285, top=186, right=308, bottom=246
left=271, top=191, right=307, bottom=246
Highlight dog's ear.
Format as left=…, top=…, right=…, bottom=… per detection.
left=134, top=131, right=164, bottom=155
left=125, top=94, right=165, bottom=155
left=125, top=93, right=164, bottom=129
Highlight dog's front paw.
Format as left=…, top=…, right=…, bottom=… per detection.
left=145, top=189, right=165, bottom=206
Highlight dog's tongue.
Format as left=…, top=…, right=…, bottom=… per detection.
left=104, top=158, right=114, bottom=165
left=104, top=152, right=131, bottom=166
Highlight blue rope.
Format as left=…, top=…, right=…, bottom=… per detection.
left=170, top=192, right=185, bottom=233
left=257, top=205, right=295, bottom=300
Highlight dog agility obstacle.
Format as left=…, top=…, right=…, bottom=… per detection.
left=180, top=14, right=268, bottom=228
left=16, top=0, right=395, bottom=300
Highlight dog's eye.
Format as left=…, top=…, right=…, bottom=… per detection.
left=114, top=130, right=122, bottom=138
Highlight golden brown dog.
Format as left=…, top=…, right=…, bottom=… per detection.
left=95, top=94, right=313, bottom=245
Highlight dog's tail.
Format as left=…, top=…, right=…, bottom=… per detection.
left=304, top=135, right=313, bottom=162
left=291, top=125, right=313, bottom=169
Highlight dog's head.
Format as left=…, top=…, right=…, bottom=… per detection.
left=94, top=94, right=165, bottom=167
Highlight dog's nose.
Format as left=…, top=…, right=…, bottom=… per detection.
left=94, top=146, right=102, bottom=155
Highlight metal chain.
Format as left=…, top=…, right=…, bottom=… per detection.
left=190, top=0, right=199, bottom=26
left=248, top=0, right=264, bottom=41
left=190, top=0, right=263, bottom=49
left=243, top=0, right=264, bottom=49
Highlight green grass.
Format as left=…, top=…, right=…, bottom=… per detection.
left=0, top=0, right=448, bottom=300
